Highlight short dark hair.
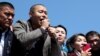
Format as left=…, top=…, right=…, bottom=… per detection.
left=86, top=31, right=100, bottom=42
left=55, top=25, right=67, bottom=35
left=0, top=2, right=14, bottom=9
left=29, top=4, right=45, bottom=14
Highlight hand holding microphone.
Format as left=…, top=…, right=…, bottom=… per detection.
left=47, top=27, right=56, bottom=37
left=40, top=18, right=50, bottom=30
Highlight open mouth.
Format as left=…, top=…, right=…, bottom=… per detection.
left=58, top=37, right=62, bottom=40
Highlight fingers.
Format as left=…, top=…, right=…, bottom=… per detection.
left=83, top=48, right=92, bottom=56
left=81, top=48, right=92, bottom=56
left=48, top=27, right=56, bottom=34
left=47, top=27, right=56, bottom=37
left=88, top=52, right=92, bottom=56
left=85, top=48, right=91, bottom=52
left=41, top=19, right=49, bottom=28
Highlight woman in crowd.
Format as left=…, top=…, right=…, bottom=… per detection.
left=67, top=33, right=92, bottom=56
left=54, top=25, right=68, bottom=56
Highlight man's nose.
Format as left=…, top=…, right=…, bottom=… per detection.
left=8, top=15, right=13, bottom=22
left=8, top=15, right=13, bottom=19
left=42, top=13, right=48, bottom=18
left=93, top=41, right=97, bottom=45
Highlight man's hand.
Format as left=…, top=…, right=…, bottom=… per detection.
left=47, top=27, right=56, bottom=38
left=81, top=48, right=92, bottom=56
left=41, top=18, right=50, bottom=30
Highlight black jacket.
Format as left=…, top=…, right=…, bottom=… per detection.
left=0, top=27, right=25, bottom=56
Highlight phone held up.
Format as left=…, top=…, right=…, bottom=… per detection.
left=82, top=43, right=91, bottom=51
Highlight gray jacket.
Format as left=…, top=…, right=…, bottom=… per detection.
left=14, top=20, right=51, bottom=56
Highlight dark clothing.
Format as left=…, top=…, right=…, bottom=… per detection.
left=67, top=51, right=77, bottom=56
left=24, top=32, right=49, bottom=56
left=51, top=37, right=61, bottom=56
left=10, top=34, right=25, bottom=56
left=0, top=27, right=24, bottom=56
left=0, top=27, right=14, bottom=56
left=90, top=40, right=100, bottom=56
left=91, top=49, right=100, bottom=56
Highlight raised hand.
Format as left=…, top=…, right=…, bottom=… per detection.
left=41, top=18, right=50, bottom=30
left=81, top=48, right=92, bottom=56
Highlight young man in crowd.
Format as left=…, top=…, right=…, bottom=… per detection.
left=14, top=4, right=61, bottom=56
left=86, top=31, right=100, bottom=56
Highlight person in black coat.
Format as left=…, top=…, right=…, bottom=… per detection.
left=0, top=2, right=24, bottom=56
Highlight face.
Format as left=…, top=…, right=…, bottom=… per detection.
left=73, top=36, right=87, bottom=51
left=55, top=27, right=66, bottom=44
left=30, top=5, right=48, bottom=27
left=0, top=6, right=14, bottom=28
left=88, top=35, right=100, bottom=51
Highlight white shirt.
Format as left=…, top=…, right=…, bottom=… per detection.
left=0, top=32, right=5, bottom=56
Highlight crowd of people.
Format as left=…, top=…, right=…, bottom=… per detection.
left=0, top=1, right=100, bottom=56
